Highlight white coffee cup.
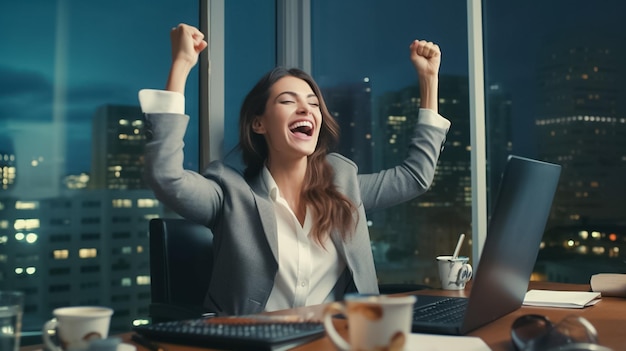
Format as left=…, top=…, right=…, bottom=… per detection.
left=42, top=306, right=114, bottom=351
left=323, top=294, right=416, bottom=351
left=437, top=255, right=473, bottom=290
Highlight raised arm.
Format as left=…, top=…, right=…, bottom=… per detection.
left=357, top=39, right=449, bottom=211
left=166, top=23, right=208, bottom=94
left=409, top=39, right=441, bottom=113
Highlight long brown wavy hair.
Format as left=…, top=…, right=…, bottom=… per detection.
left=238, top=67, right=357, bottom=244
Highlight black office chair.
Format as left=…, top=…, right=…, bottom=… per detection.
left=148, top=217, right=429, bottom=323
left=148, top=218, right=215, bottom=323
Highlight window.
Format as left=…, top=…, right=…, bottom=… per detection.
left=311, top=0, right=470, bottom=286
left=483, top=0, right=626, bottom=283
left=0, top=0, right=200, bottom=337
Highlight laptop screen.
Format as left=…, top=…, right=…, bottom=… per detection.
left=460, top=155, right=561, bottom=333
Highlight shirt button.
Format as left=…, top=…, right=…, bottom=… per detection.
left=301, top=281, right=306, bottom=287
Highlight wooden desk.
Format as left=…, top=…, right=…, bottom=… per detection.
left=23, top=282, right=625, bottom=351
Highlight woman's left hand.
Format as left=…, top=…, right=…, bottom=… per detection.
left=409, top=39, right=441, bottom=79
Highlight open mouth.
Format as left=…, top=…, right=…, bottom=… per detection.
left=289, top=120, right=314, bottom=137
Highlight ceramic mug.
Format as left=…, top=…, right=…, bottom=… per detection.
left=323, top=294, right=416, bottom=351
left=42, top=306, right=114, bottom=351
left=437, top=255, right=473, bottom=290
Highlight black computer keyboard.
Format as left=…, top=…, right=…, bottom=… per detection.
left=133, top=316, right=325, bottom=351
left=412, top=297, right=468, bottom=324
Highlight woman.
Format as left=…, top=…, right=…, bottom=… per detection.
left=140, top=24, right=450, bottom=316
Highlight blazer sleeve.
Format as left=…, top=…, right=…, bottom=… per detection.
left=142, top=113, right=224, bottom=227
left=357, top=109, right=449, bottom=211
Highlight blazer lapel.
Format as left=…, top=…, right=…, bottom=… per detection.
left=249, top=175, right=280, bottom=261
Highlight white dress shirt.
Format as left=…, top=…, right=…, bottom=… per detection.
left=260, top=167, right=345, bottom=311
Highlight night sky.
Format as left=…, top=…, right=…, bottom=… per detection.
left=1, top=0, right=624, bottom=175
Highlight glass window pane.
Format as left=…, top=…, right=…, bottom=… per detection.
left=312, top=0, right=470, bottom=287
left=223, top=1, right=276, bottom=156
left=0, top=0, right=199, bottom=338
left=484, top=0, right=626, bottom=283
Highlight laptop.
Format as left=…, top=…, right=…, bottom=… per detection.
left=410, top=155, right=562, bottom=335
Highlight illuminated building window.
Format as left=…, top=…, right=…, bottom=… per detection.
left=15, top=201, right=39, bottom=210
left=142, top=213, right=158, bottom=224
left=591, top=246, right=605, bottom=255
left=136, top=245, right=144, bottom=254
left=14, top=219, right=40, bottom=230
left=25, top=233, right=38, bottom=244
left=137, top=198, right=159, bottom=208
left=0, top=220, right=7, bottom=229
left=53, top=250, right=69, bottom=259
left=122, top=246, right=132, bottom=254
left=79, top=248, right=98, bottom=258
left=136, top=275, right=150, bottom=285
left=112, top=199, right=133, bottom=208
left=121, top=277, right=132, bottom=287
left=133, top=319, right=150, bottom=327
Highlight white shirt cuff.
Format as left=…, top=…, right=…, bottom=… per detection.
left=138, top=89, right=185, bottom=114
left=417, top=108, right=451, bottom=130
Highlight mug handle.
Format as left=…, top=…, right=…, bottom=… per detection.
left=322, top=302, right=350, bottom=351
left=42, top=318, right=64, bottom=351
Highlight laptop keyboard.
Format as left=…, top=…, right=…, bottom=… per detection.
left=412, top=297, right=468, bottom=324
left=133, top=317, right=324, bottom=351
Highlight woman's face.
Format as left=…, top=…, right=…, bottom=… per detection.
left=253, top=75, right=322, bottom=162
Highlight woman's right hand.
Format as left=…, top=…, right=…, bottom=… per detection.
left=166, top=23, right=208, bottom=93
left=170, top=23, right=208, bottom=67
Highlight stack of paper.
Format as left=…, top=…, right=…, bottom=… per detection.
left=523, top=289, right=601, bottom=308
left=408, top=334, right=491, bottom=350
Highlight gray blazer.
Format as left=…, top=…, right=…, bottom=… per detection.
left=143, top=112, right=449, bottom=315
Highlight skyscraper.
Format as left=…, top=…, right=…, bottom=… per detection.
left=90, top=105, right=147, bottom=190
left=535, top=35, right=626, bottom=226
left=323, top=78, right=374, bottom=173
left=0, top=149, right=17, bottom=191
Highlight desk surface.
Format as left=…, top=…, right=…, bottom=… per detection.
left=24, top=282, right=625, bottom=351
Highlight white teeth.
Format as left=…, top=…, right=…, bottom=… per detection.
left=289, top=121, right=313, bottom=130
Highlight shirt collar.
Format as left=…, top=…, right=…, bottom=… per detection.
left=261, top=166, right=279, bottom=201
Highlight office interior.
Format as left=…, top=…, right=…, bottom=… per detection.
left=1, top=0, right=625, bottom=345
